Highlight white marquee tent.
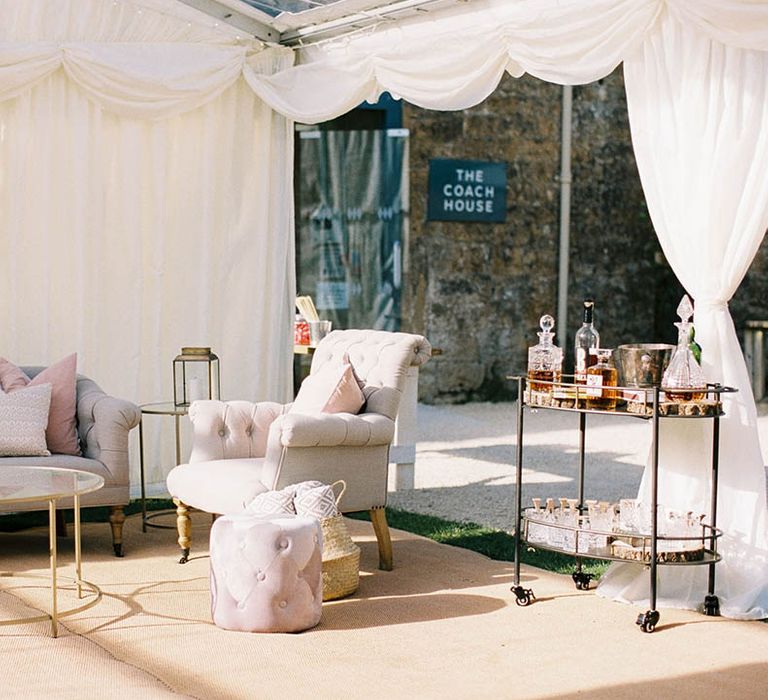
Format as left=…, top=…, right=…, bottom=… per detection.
left=0, top=0, right=767, bottom=620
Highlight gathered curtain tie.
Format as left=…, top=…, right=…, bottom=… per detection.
left=694, top=299, right=729, bottom=313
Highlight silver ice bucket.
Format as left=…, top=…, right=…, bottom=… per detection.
left=615, top=344, right=675, bottom=388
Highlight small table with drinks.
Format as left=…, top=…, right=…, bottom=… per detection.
left=513, top=295, right=730, bottom=633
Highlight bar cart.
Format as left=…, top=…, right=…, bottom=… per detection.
left=509, top=376, right=734, bottom=633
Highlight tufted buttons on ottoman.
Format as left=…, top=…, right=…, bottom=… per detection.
left=209, top=513, right=323, bottom=633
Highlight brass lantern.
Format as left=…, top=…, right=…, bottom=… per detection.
left=173, top=347, right=220, bottom=407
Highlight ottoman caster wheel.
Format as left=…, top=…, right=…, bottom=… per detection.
left=179, top=548, right=190, bottom=564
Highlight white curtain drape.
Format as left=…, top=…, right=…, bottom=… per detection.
left=254, top=0, right=768, bottom=620
left=0, top=0, right=296, bottom=490
left=595, top=9, right=768, bottom=620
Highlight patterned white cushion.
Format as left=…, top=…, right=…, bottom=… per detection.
left=292, top=480, right=326, bottom=498
left=0, top=383, right=53, bottom=456
left=245, top=488, right=296, bottom=516
left=294, top=482, right=339, bottom=519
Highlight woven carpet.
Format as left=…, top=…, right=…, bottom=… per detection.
left=1, top=513, right=767, bottom=700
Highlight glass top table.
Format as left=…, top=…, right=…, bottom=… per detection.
left=0, top=466, right=103, bottom=505
left=139, top=401, right=189, bottom=416
left=0, top=466, right=104, bottom=637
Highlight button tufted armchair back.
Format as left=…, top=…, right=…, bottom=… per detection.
left=189, top=400, right=285, bottom=463
left=309, top=330, right=431, bottom=420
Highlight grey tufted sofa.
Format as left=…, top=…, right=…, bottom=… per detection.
left=167, top=329, right=431, bottom=569
left=0, top=368, right=141, bottom=556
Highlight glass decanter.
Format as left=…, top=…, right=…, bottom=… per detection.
left=662, top=295, right=707, bottom=402
left=527, top=314, right=563, bottom=393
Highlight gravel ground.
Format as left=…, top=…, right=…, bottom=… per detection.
left=387, top=401, right=768, bottom=532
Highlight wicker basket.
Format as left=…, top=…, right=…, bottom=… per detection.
left=320, top=482, right=360, bottom=601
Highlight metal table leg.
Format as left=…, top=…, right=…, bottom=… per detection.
left=637, top=387, right=661, bottom=633
left=572, top=412, right=593, bottom=591
left=140, top=417, right=147, bottom=532
left=512, top=377, right=534, bottom=606
left=704, top=407, right=721, bottom=616
left=49, top=498, right=58, bottom=637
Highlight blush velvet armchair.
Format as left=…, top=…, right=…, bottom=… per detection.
left=166, top=329, right=431, bottom=569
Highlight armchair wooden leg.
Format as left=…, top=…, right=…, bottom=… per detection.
left=173, top=498, right=191, bottom=564
left=109, top=506, right=126, bottom=557
left=370, top=507, right=393, bottom=571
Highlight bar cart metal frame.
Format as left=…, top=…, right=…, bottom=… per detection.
left=509, top=376, right=735, bottom=633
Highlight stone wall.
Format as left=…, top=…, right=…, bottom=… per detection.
left=404, top=73, right=559, bottom=402
left=403, top=68, right=768, bottom=403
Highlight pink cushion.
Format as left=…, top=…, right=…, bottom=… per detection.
left=343, top=351, right=366, bottom=391
left=0, top=358, right=29, bottom=392
left=0, top=354, right=80, bottom=456
left=290, top=360, right=365, bottom=415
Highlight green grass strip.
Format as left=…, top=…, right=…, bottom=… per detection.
left=349, top=507, right=608, bottom=578
left=1, top=500, right=607, bottom=578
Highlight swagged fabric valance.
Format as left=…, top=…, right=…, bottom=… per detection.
left=5, top=2, right=768, bottom=121
left=1, top=0, right=767, bottom=619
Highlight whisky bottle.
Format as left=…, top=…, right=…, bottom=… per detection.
left=586, top=348, right=618, bottom=411
left=527, top=314, right=563, bottom=393
left=574, top=299, right=600, bottom=384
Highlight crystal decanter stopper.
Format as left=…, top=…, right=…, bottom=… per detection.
left=661, top=295, right=707, bottom=402
left=527, top=314, right=563, bottom=393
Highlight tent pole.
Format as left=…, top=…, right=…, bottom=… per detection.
left=557, top=85, right=573, bottom=346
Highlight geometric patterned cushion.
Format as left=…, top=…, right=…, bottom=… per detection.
left=245, top=488, right=296, bottom=516
left=0, top=383, right=53, bottom=456
left=294, top=482, right=339, bottom=519
left=244, top=480, right=343, bottom=519
left=291, top=480, right=326, bottom=499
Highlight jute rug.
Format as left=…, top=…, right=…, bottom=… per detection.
left=1, top=513, right=767, bottom=700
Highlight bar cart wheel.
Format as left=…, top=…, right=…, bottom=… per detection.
left=635, top=609, right=660, bottom=633
left=703, top=594, right=720, bottom=616
left=511, top=585, right=535, bottom=606
left=571, top=571, right=593, bottom=590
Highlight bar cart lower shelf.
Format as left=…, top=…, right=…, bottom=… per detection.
left=509, top=377, right=733, bottom=633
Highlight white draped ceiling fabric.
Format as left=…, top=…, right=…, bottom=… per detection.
left=1, top=0, right=767, bottom=618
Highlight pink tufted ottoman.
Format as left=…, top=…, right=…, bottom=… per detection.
left=209, top=513, right=323, bottom=633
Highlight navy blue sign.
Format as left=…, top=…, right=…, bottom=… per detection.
left=427, top=159, right=507, bottom=222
